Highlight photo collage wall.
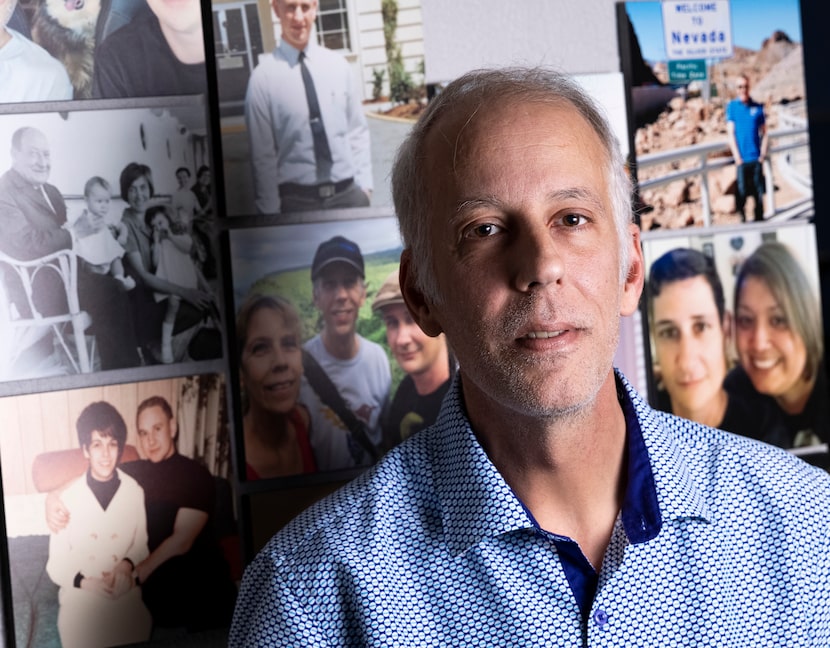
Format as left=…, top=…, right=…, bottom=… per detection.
left=0, top=0, right=231, bottom=644
left=0, top=0, right=826, bottom=644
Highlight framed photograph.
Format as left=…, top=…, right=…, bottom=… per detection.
left=0, top=373, right=239, bottom=647
left=619, top=0, right=812, bottom=230
left=2, top=0, right=207, bottom=103
left=641, top=220, right=827, bottom=452
left=226, top=212, right=409, bottom=483
left=0, top=102, right=222, bottom=382
left=209, top=0, right=425, bottom=216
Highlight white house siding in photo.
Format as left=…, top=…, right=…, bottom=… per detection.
left=211, top=0, right=426, bottom=110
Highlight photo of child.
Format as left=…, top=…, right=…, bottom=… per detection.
left=144, top=204, right=211, bottom=364
left=69, top=176, right=135, bottom=292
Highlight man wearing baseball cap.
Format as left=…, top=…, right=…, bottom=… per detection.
left=300, top=236, right=391, bottom=468
left=372, top=268, right=454, bottom=451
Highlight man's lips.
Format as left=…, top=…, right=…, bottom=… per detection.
left=522, top=330, right=567, bottom=339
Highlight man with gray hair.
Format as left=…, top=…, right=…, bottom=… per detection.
left=230, top=67, right=830, bottom=645
left=0, top=126, right=140, bottom=370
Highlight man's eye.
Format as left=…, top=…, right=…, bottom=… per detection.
left=466, top=223, right=501, bottom=238
left=656, top=326, right=679, bottom=341
left=561, top=213, right=588, bottom=227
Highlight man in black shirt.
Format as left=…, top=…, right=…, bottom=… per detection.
left=372, top=268, right=454, bottom=451
left=92, top=0, right=206, bottom=98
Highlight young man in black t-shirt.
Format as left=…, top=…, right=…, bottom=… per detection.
left=372, top=269, right=454, bottom=451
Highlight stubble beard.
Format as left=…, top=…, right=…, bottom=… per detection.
left=458, top=295, right=620, bottom=423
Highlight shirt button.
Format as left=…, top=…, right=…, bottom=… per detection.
left=593, top=609, right=609, bottom=627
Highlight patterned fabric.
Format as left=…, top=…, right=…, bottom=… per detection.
left=230, top=370, right=830, bottom=647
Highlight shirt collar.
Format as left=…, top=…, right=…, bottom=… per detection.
left=432, top=370, right=710, bottom=557
left=278, top=38, right=317, bottom=65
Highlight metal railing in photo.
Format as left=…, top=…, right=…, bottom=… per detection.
left=637, top=103, right=812, bottom=227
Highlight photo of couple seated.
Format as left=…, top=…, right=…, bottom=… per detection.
left=0, top=374, right=238, bottom=647
left=0, top=106, right=220, bottom=381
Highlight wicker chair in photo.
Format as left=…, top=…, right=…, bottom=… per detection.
left=0, top=248, right=92, bottom=378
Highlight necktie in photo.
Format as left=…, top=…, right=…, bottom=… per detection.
left=298, top=51, right=334, bottom=183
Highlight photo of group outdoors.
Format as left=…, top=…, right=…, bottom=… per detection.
left=622, top=0, right=812, bottom=230
left=641, top=221, right=827, bottom=459
left=211, top=0, right=425, bottom=216
left=228, top=214, right=454, bottom=481
left=1, top=0, right=207, bottom=103
left=0, top=374, right=238, bottom=648
left=0, top=104, right=221, bottom=381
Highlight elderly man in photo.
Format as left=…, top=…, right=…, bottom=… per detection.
left=0, top=126, right=140, bottom=370
left=0, top=0, right=72, bottom=102
left=230, top=67, right=830, bottom=646
left=244, top=0, right=372, bottom=214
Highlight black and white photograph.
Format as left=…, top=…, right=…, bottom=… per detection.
left=0, top=103, right=222, bottom=382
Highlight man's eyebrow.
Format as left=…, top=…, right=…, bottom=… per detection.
left=452, top=187, right=606, bottom=220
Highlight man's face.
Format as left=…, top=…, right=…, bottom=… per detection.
left=381, top=302, right=446, bottom=377
left=146, top=0, right=202, bottom=38
left=137, top=405, right=176, bottom=463
left=652, top=276, right=728, bottom=418
left=273, top=0, right=317, bottom=50
left=83, top=430, right=119, bottom=482
left=736, top=77, right=750, bottom=102
left=313, top=263, right=365, bottom=340
left=11, top=129, right=51, bottom=186
left=407, top=99, right=642, bottom=421
left=176, top=170, right=190, bottom=188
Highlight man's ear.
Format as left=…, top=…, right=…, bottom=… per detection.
left=620, top=224, right=645, bottom=317
left=400, top=249, right=444, bottom=337
left=169, top=417, right=178, bottom=441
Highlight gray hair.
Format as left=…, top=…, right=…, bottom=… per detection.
left=391, top=66, right=633, bottom=302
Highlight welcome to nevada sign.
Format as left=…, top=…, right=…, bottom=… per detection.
left=662, top=1, right=734, bottom=61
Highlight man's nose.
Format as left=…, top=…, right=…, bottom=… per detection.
left=676, top=334, right=699, bottom=372
left=512, top=225, right=565, bottom=292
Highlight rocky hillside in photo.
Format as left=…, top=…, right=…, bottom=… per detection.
left=636, top=31, right=807, bottom=230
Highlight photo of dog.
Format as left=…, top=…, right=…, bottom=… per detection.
left=30, top=0, right=101, bottom=98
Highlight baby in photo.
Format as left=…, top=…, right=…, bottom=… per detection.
left=70, top=176, right=135, bottom=291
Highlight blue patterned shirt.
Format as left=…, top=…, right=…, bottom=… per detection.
left=230, top=371, right=830, bottom=647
